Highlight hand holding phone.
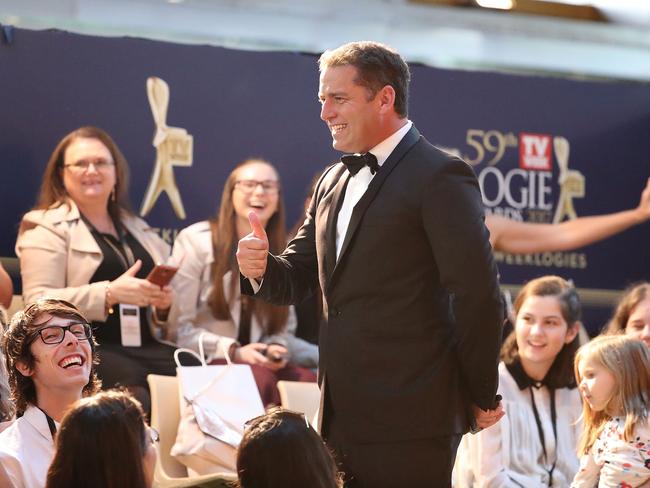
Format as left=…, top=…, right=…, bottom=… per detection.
left=263, top=345, right=288, bottom=363
left=146, top=264, right=179, bottom=287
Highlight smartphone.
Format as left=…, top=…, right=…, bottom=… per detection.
left=146, top=264, right=179, bottom=287
left=263, top=347, right=286, bottom=363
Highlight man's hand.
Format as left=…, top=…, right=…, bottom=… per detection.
left=472, top=400, right=505, bottom=432
left=236, top=211, right=269, bottom=279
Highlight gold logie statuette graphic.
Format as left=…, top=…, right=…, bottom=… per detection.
left=139, top=77, right=193, bottom=220
left=552, top=136, right=585, bottom=223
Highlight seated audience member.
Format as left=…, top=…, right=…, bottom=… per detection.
left=46, top=389, right=156, bottom=488
left=16, top=126, right=177, bottom=414
left=487, top=177, right=650, bottom=254
left=237, top=407, right=342, bottom=488
left=605, top=282, right=650, bottom=348
left=455, top=276, right=583, bottom=487
left=0, top=298, right=99, bottom=488
left=171, top=159, right=316, bottom=406
left=0, top=261, right=12, bottom=310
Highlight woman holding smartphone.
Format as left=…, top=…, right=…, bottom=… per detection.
left=171, top=158, right=316, bottom=406
left=16, top=126, right=179, bottom=413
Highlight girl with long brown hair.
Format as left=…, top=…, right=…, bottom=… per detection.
left=171, top=159, right=316, bottom=406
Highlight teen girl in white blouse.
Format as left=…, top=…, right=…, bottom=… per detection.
left=455, top=275, right=583, bottom=487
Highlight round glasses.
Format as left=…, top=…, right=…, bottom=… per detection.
left=33, top=323, right=92, bottom=345
left=234, top=179, right=280, bottom=195
left=64, top=158, right=115, bottom=173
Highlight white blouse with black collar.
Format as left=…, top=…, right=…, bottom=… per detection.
left=454, top=361, right=583, bottom=488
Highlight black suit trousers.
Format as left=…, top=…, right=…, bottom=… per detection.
left=322, top=385, right=461, bottom=488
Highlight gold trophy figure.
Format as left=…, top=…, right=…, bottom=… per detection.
left=552, top=136, right=585, bottom=224
left=139, top=76, right=193, bottom=220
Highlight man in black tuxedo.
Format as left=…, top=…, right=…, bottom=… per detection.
left=238, top=41, right=504, bottom=487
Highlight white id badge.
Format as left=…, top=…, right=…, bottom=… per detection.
left=119, top=304, right=142, bottom=347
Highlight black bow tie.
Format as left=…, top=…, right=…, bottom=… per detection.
left=341, top=152, right=379, bottom=176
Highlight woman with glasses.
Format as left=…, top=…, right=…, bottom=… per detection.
left=0, top=298, right=100, bottom=488
left=16, top=126, right=178, bottom=415
left=170, top=158, right=316, bottom=407
left=46, top=389, right=157, bottom=488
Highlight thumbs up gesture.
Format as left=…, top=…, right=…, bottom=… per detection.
left=236, top=211, right=270, bottom=279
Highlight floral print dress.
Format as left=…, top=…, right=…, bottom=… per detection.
left=571, top=416, right=650, bottom=488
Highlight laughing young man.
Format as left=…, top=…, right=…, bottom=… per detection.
left=0, top=298, right=99, bottom=488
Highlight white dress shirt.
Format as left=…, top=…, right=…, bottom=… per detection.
left=0, top=405, right=57, bottom=488
left=335, top=120, right=412, bottom=258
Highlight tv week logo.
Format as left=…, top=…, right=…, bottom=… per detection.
left=519, top=133, right=552, bottom=171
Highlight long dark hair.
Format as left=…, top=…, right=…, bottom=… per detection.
left=501, top=275, right=581, bottom=388
left=46, top=390, right=151, bottom=488
left=237, top=408, right=342, bottom=488
left=208, top=159, right=288, bottom=335
left=34, top=126, right=133, bottom=225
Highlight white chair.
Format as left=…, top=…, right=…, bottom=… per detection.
left=276, top=380, right=320, bottom=421
left=147, top=374, right=237, bottom=488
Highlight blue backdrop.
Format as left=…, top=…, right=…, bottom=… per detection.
left=1, top=27, right=649, bottom=332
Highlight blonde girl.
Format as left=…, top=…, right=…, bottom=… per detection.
left=572, top=335, right=650, bottom=487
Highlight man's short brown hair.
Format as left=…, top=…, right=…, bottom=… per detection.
left=2, top=298, right=100, bottom=416
left=319, top=41, right=411, bottom=118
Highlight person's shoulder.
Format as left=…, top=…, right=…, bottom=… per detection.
left=18, top=203, right=78, bottom=243
left=408, top=136, right=470, bottom=173
left=178, top=220, right=211, bottom=238
left=176, top=220, right=211, bottom=245
left=0, top=416, right=26, bottom=453
left=21, top=202, right=77, bottom=228
left=175, top=221, right=213, bottom=258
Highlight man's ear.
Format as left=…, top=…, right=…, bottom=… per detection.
left=15, top=360, right=34, bottom=377
left=377, top=85, right=396, bottom=113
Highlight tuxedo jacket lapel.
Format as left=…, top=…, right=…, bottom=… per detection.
left=322, top=167, right=350, bottom=286
left=331, top=126, right=421, bottom=286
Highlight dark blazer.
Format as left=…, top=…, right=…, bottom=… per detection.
left=243, top=126, right=502, bottom=443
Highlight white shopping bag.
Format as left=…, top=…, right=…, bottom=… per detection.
left=171, top=336, right=264, bottom=475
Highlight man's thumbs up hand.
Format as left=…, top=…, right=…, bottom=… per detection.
left=236, top=211, right=270, bottom=280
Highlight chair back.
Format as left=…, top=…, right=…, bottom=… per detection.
left=277, top=381, right=320, bottom=421
left=147, top=374, right=188, bottom=479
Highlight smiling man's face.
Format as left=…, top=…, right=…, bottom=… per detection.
left=318, top=64, right=386, bottom=154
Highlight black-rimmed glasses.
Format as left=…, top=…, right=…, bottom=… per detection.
left=234, top=179, right=280, bottom=195
left=34, top=323, right=92, bottom=345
